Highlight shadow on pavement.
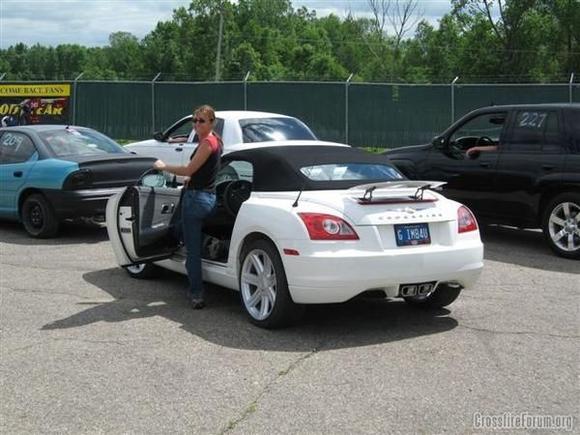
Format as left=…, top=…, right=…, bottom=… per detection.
left=0, top=220, right=108, bottom=246
left=41, top=267, right=458, bottom=352
left=481, top=224, right=579, bottom=274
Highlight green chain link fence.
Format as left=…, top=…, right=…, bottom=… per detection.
left=6, top=80, right=579, bottom=148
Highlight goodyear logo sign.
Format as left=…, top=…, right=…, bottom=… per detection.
left=0, top=83, right=71, bottom=125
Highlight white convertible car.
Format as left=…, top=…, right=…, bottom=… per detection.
left=106, top=143, right=483, bottom=328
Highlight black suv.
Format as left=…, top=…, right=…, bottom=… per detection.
left=384, top=104, right=580, bottom=259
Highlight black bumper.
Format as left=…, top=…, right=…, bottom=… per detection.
left=43, top=188, right=125, bottom=219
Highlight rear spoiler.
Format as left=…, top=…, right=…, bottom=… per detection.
left=349, top=181, right=447, bottom=204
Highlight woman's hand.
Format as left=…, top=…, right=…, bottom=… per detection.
left=154, top=159, right=166, bottom=170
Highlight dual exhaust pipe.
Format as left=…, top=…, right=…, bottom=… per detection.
left=399, top=281, right=462, bottom=298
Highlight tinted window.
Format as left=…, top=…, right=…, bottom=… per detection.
left=214, top=118, right=224, bottom=137
left=450, top=113, right=507, bottom=149
left=300, top=163, right=403, bottom=181
left=240, top=118, right=316, bottom=143
left=168, top=118, right=193, bottom=141
left=39, top=128, right=126, bottom=157
left=565, top=110, right=580, bottom=138
left=505, top=111, right=560, bottom=151
left=0, top=132, right=36, bottom=164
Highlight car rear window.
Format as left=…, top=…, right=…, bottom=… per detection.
left=39, top=128, right=126, bottom=157
left=504, top=110, right=561, bottom=151
left=240, top=117, right=316, bottom=143
left=300, top=163, right=403, bottom=182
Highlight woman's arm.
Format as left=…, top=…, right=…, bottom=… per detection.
left=154, top=140, right=213, bottom=176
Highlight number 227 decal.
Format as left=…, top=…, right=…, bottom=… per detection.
left=519, top=112, right=548, bottom=129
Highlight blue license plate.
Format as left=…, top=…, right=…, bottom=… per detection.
left=394, top=223, right=431, bottom=246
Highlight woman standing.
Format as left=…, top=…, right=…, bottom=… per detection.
left=154, top=105, right=222, bottom=309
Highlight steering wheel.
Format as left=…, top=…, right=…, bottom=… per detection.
left=475, top=136, right=494, bottom=146
left=223, top=180, right=252, bottom=216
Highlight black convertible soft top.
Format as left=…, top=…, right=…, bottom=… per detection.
left=224, top=145, right=401, bottom=191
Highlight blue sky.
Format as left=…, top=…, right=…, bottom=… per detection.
left=0, top=0, right=453, bottom=49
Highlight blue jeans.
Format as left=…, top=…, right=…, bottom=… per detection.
left=181, top=189, right=216, bottom=300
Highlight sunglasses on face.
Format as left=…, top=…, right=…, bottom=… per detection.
left=192, top=118, right=207, bottom=124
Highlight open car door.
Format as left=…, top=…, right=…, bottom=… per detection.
left=106, top=174, right=181, bottom=267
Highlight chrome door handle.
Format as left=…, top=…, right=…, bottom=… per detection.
left=175, top=148, right=183, bottom=152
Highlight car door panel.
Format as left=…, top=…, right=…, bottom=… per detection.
left=423, top=111, right=508, bottom=218
left=116, top=185, right=182, bottom=264
left=427, top=149, right=499, bottom=215
left=0, top=132, right=38, bottom=217
left=494, top=110, right=566, bottom=226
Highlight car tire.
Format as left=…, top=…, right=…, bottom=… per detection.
left=21, top=194, right=59, bottom=238
left=404, top=283, right=462, bottom=309
left=239, top=238, right=304, bottom=329
left=124, top=263, right=160, bottom=279
left=542, top=192, right=580, bottom=259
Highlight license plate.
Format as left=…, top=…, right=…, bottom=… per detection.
left=394, top=223, right=431, bottom=246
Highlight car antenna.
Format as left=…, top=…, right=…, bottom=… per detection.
left=293, top=152, right=316, bottom=208
left=292, top=184, right=304, bottom=207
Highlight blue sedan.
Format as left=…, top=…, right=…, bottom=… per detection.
left=0, top=125, right=154, bottom=237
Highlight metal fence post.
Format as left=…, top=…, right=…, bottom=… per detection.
left=345, top=73, right=353, bottom=144
left=0, top=73, right=6, bottom=81
left=243, top=71, right=251, bottom=110
left=451, top=76, right=459, bottom=123
left=72, top=72, right=84, bottom=125
left=570, top=73, right=575, bottom=104
left=151, top=73, right=161, bottom=132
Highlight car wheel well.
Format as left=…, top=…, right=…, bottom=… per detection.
left=18, top=188, right=45, bottom=218
left=238, top=232, right=276, bottom=266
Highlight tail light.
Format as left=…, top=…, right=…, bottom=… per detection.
left=457, top=206, right=478, bottom=233
left=298, top=213, right=359, bottom=240
left=64, top=169, right=93, bottom=189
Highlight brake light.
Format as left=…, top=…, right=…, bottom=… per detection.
left=298, top=213, right=359, bottom=240
left=458, top=206, right=478, bottom=233
left=64, top=169, right=93, bottom=189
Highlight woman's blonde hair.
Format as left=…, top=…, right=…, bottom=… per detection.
left=193, top=105, right=216, bottom=125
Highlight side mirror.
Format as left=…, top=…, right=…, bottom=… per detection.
left=432, top=136, right=446, bottom=148
left=153, top=131, right=164, bottom=141
left=142, top=173, right=166, bottom=188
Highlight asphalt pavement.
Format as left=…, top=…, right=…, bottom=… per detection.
left=0, top=221, right=578, bottom=434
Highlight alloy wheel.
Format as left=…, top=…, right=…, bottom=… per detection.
left=548, top=201, right=580, bottom=252
left=240, top=249, right=277, bottom=321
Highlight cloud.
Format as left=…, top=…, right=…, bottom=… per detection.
left=0, top=0, right=190, bottom=48
left=0, top=0, right=453, bottom=48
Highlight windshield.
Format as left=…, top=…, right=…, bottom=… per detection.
left=300, top=163, right=403, bottom=182
left=39, top=128, right=126, bottom=157
left=240, top=117, right=316, bottom=143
